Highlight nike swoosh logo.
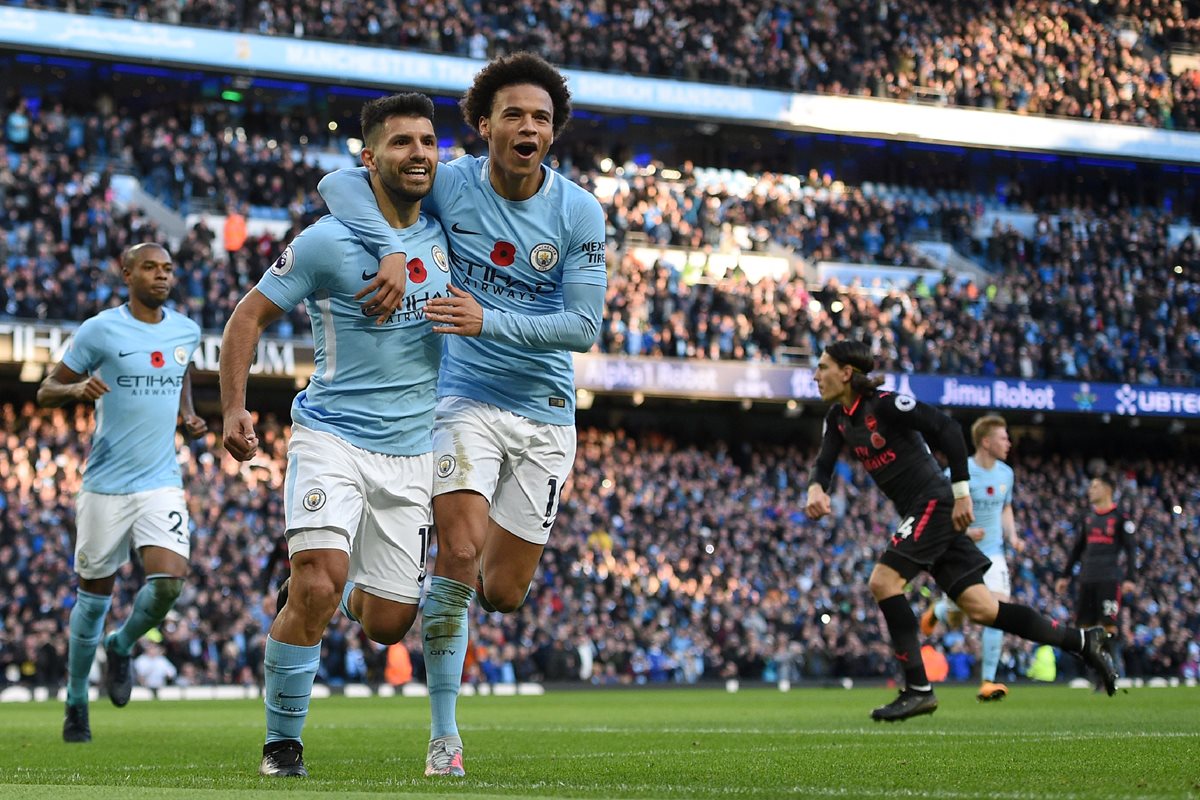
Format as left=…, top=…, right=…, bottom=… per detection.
left=451, top=223, right=481, bottom=235
left=361, top=270, right=379, bottom=281
left=424, top=633, right=455, bottom=641
left=542, top=519, right=554, bottom=529
left=278, top=693, right=311, bottom=699
left=118, top=350, right=137, bottom=357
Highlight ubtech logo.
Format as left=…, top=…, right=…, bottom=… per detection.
left=1115, top=384, right=1138, bottom=416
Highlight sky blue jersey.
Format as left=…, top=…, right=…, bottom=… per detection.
left=62, top=304, right=201, bottom=495
left=256, top=214, right=450, bottom=456
left=967, top=456, right=1014, bottom=557
left=319, top=157, right=607, bottom=425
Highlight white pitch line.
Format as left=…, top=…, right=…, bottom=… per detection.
left=404, top=777, right=1190, bottom=800
left=458, top=724, right=1200, bottom=741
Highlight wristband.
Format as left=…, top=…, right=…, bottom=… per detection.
left=951, top=481, right=970, bottom=499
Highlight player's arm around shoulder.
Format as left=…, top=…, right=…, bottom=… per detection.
left=548, top=190, right=609, bottom=351
left=563, top=189, right=609, bottom=290
left=37, top=317, right=109, bottom=407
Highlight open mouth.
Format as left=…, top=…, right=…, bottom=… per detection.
left=514, top=142, right=538, bottom=158
left=402, top=165, right=430, bottom=178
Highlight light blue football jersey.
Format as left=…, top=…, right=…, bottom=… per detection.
left=967, top=456, right=1014, bottom=557
left=324, top=158, right=607, bottom=424
left=63, top=305, right=201, bottom=495
left=256, top=214, right=450, bottom=456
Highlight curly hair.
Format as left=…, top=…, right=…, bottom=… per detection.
left=360, top=92, right=435, bottom=146
left=460, top=52, right=572, bottom=137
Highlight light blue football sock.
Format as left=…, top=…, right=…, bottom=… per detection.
left=263, top=636, right=321, bottom=745
left=981, top=626, right=1003, bottom=682
left=67, top=589, right=111, bottom=707
left=339, top=581, right=359, bottom=624
left=933, top=598, right=952, bottom=626
left=110, top=575, right=183, bottom=656
left=423, top=576, right=474, bottom=740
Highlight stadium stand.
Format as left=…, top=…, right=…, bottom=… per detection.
left=6, top=0, right=1200, bottom=129
left=4, top=95, right=1197, bottom=384
left=1, top=5, right=1198, bottom=697
left=1, top=405, right=1197, bottom=690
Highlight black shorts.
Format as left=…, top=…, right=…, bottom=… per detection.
left=879, top=495, right=992, bottom=598
left=1076, top=580, right=1120, bottom=627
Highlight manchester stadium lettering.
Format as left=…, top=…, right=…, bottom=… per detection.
left=0, top=322, right=73, bottom=364
left=1, top=323, right=1197, bottom=416
left=193, top=335, right=295, bottom=376
left=0, top=323, right=299, bottom=379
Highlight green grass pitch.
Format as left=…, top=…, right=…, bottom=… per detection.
left=0, top=685, right=1197, bottom=799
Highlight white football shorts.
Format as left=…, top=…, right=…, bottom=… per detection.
left=982, top=553, right=1012, bottom=597
left=431, top=395, right=576, bottom=545
left=284, top=424, right=431, bottom=605
left=74, top=486, right=190, bottom=580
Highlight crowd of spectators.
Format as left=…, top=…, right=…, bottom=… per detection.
left=2, top=405, right=1197, bottom=693
left=0, top=99, right=323, bottom=334
left=11, top=0, right=1200, bottom=130
left=600, top=167, right=1200, bottom=384
left=5, top=90, right=1199, bottom=383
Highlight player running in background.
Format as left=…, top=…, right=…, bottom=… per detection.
left=1055, top=475, right=1137, bottom=683
left=38, top=242, right=206, bottom=743
left=220, top=93, right=449, bottom=778
left=318, top=52, right=606, bottom=776
left=920, top=414, right=1025, bottom=701
left=804, top=341, right=1118, bottom=721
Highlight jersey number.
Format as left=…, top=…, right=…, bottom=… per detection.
left=167, top=511, right=186, bottom=544
left=417, top=525, right=430, bottom=581
left=542, top=478, right=560, bottom=529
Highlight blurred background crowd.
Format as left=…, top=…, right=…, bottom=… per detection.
left=4, top=98, right=1198, bottom=385
left=2, top=405, right=1197, bottom=691
left=10, top=0, right=1200, bottom=128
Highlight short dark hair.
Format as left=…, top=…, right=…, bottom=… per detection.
left=360, top=93, right=436, bottom=146
left=824, top=340, right=885, bottom=393
left=1092, top=474, right=1116, bottom=493
left=120, top=242, right=169, bottom=272
left=460, top=52, right=572, bottom=137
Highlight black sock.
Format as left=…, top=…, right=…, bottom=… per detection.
left=1107, top=634, right=1124, bottom=675
left=878, top=595, right=930, bottom=690
left=993, top=601, right=1081, bottom=652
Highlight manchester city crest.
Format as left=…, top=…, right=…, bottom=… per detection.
left=174, top=346, right=189, bottom=366
left=529, top=243, right=559, bottom=272
left=302, top=488, right=326, bottom=511
left=437, top=455, right=456, bottom=479
left=432, top=245, right=449, bottom=272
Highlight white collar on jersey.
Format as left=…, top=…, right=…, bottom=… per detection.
left=480, top=156, right=556, bottom=198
